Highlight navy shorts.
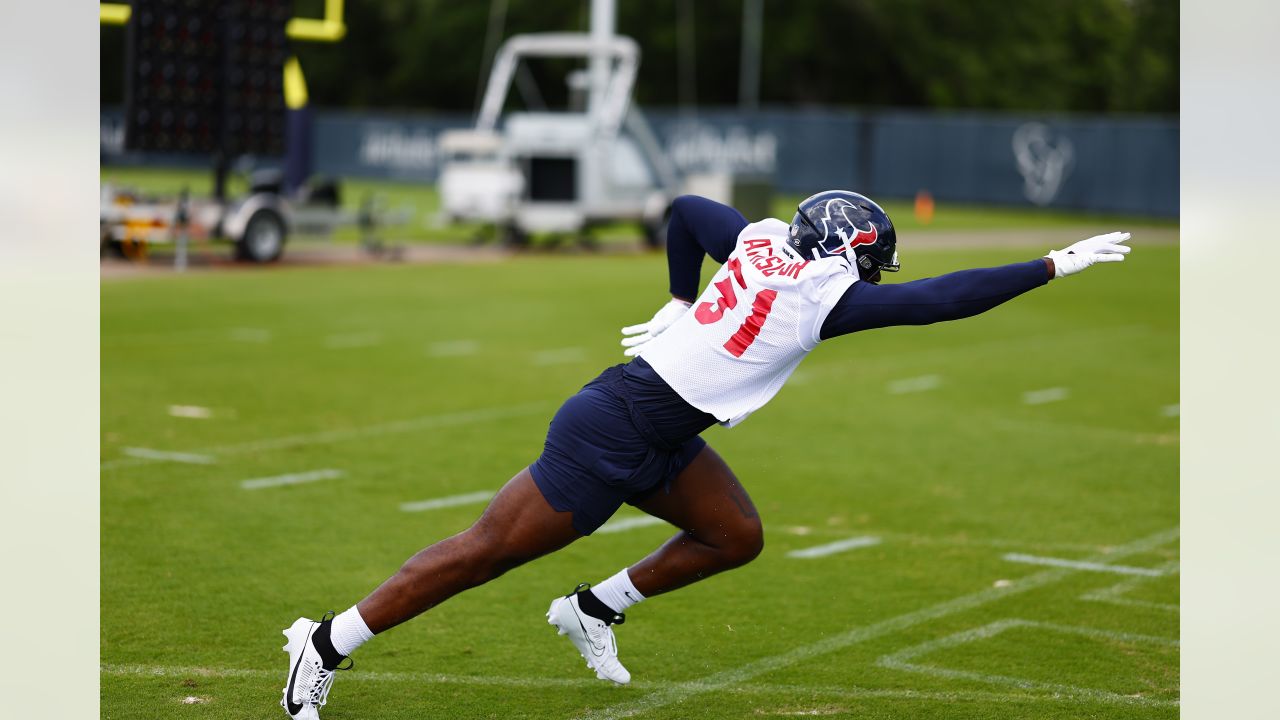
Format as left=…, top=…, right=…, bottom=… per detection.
left=530, top=364, right=707, bottom=535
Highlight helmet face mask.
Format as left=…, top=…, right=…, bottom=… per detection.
left=788, top=190, right=900, bottom=282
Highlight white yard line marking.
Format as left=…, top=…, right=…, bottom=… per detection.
left=428, top=339, right=479, bottom=357
left=228, top=327, right=272, bottom=343
left=168, top=404, right=214, bottom=419
left=99, top=664, right=1169, bottom=708
left=886, top=375, right=941, bottom=394
left=786, top=536, right=882, bottom=559
left=1021, top=387, right=1069, bottom=405
left=120, top=447, right=215, bottom=465
left=1161, top=403, right=1179, bottom=417
left=532, top=347, right=586, bottom=366
left=597, top=515, right=668, bottom=534
left=576, top=527, right=1178, bottom=720
left=102, top=403, right=549, bottom=471
left=1080, top=560, right=1179, bottom=611
left=876, top=619, right=1178, bottom=708
left=240, top=469, right=344, bottom=490
left=399, top=490, right=494, bottom=513
left=324, top=332, right=383, bottom=349
left=1001, top=553, right=1168, bottom=577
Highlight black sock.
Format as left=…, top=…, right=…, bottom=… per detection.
left=576, top=588, right=625, bottom=625
left=310, top=619, right=347, bottom=670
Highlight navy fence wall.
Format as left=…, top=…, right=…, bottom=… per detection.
left=102, top=106, right=1178, bottom=217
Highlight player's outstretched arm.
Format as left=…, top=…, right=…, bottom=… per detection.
left=621, top=196, right=748, bottom=356
left=820, top=231, right=1131, bottom=339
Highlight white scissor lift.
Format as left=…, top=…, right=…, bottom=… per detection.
left=437, top=25, right=680, bottom=248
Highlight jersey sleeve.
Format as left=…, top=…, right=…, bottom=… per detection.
left=819, top=259, right=1050, bottom=339
left=666, top=195, right=749, bottom=301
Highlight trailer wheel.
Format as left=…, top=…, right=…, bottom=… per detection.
left=500, top=223, right=530, bottom=249
left=236, top=208, right=287, bottom=263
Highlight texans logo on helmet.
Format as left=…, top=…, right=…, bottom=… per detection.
left=817, top=199, right=878, bottom=254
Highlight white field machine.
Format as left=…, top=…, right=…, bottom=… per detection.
left=437, top=31, right=679, bottom=248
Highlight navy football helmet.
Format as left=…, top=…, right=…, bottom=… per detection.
left=788, top=190, right=900, bottom=281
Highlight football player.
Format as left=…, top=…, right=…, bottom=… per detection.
left=281, top=192, right=1130, bottom=718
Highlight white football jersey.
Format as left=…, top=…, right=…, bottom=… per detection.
left=641, top=219, right=858, bottom=427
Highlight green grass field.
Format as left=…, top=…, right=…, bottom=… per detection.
left=101, top=243, right=1178, bottom=718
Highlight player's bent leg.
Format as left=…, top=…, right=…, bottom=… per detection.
left=626, top=445, right=764, bottom=597
left=281, top=467, right=579, bottom=719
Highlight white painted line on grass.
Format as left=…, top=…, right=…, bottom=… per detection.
left=120, top=447, right=215, bottom=465
left=876, top=618, right=1178, bottom=708
left=532, top=347, right=586, bottom=366
left=102, top=403, right=548, bottom=471
left=786, top=536, right=882, bottom=559
left=428, top=339, right=479, bottom=357
left=400, top=490, right=494, bottom=513
left=597, top=515, right=668, bottom=534
left=1162, top=404, right=1179, bottom=418
left=887, top=375, right=941, bottom=394
left=1080, top=560, right=1179, bottom=611
left=100, top=664, right=1154, bottom=706
left=241, top=469, right=344, bottom=490
left=575, top=527, right=1179, bottom=720
left=228, top=327, right=272, bottom=343
left=1002, top=552, right=1167, bottom=576
left=168, top=405, right=214, bottom=419
left=1021, top=387, right=1069, bottom=405
left=324, top=332, right=383, bottom=349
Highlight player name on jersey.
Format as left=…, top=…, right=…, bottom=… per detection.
left=742, top=238, right=808, bottom=279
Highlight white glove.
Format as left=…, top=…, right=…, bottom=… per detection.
left=1045, top=232, right=1132, bottom=278
left=620, top=299, right=691, bottom=357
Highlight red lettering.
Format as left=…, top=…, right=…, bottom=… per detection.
left=723, top=290, right=778, bottom=357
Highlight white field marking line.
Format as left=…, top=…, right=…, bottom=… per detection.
left=1001, top=552, right=1168, bottom=577
left=168, top=404, right=214, bottom=419
left=427, top=339, right=479, bottom=357
left=876, top=618, right=1179, bottom=708
left=324, top=331, right=383, bottom=349
left=980, top=414, right=1178, bottom=446
left=1162, top=403, right=1180, bottom=417
left=99, top=664, right=1165, bottom=708
left=575, top=527, right=1179, bottom=720
left=597, top=515, right=669, bottom=534
left=120, top=447, right=215, bottom=465
left=240, top=469, right=344, bottom=490
left=102, top=402, right=549, bottom=470
left=228, top=327, right=272, bottom=343
left=1080, top=560, right=1180, bottom=612
left=769, top=526, right=1117, bottom=555
left=532, top=346, right=587, bottom=366
left=1021, top=387, right=1069, bottom=405
left=886, top=374, right=941, bottom=394
left=786, top=535, right=882, bottom=559
left=400, top=490, right=495, bottom=513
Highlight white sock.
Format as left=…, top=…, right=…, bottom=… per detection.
left=330, top=606, right=375, bottom=657
left=591, top=568, right=645, bottom=613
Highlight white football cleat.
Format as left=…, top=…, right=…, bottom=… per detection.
left=546, top=586, right=631, bottom=685
left=280, top=615, right=347, bottom=719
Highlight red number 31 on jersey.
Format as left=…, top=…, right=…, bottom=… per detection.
left=694, top=258, right=778, bottom=358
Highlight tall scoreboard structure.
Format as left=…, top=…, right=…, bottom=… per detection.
left=102, top=0, right=345, bottom=198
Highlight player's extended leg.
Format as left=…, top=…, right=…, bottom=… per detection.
left=358, top=467, right=582, bottom=632
left=281, top=468, right=579, bottom=719
left=626, top=445, right=764, bottom=596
